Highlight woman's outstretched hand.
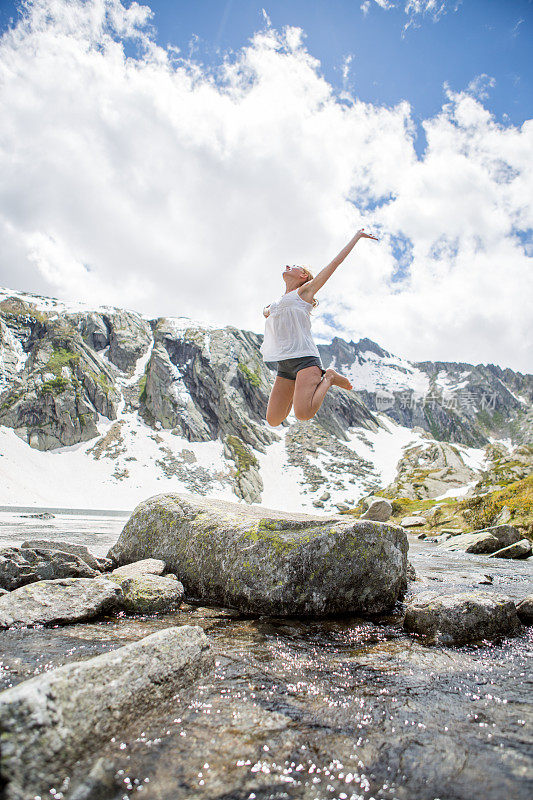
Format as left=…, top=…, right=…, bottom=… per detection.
left=356, top=228, right=378, bottom=241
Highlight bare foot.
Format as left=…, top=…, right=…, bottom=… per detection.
left=324, top=368, right=353, bottom=390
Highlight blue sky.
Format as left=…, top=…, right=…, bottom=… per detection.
left=0, top=0, right=531, bottom=371
left=2, top=0, right=530, bottom=160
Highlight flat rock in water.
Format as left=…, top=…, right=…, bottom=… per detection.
left=20, top=539, right=101, bottom=570
left=401, top=516, right=427, bottom=527
left=0, top=577, right=122, bottom=628
left=403, top=590, right=523, bottom=645
left=107, top=493, right=409, bottom=616
left=437, top=531, right=501, bottom=554
left=488, top=539, right=532, bottom=560
left=0, top=625, right=214, bottom=800
left=108, top=573, right=185, bottom=613
left=111, top=558, right=166, bottom=578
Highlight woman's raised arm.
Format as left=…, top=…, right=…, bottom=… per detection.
left=305, top=228, right=378, bottom=294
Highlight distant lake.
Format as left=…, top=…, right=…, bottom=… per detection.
left=0, top=506, right=131, bottom=556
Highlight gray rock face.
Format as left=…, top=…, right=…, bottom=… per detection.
left=144, top=343, right=211, bottom=437
left=384, top=440, right=479, bottom=500
left=0, top=577, right=122, bottom=627
left=0, top=546, right=97, bottom=590
left=0, top=303, right=119, bottom=450
left=107, top=492, right=408, bottom=617
left=488, top=539, right=532, bottom=559
left=79, top=312, right=110, bottom=351
left=403, top=591, right=522, bottom=645
left=360, top=498, right=392, bottom=522
left=146, top=320, right=277, bottom=450
left=105, top=309, right=152, bottom=374
left=0, top=625, right=214, bottom=800
left=20, top=539, right=102, bottom=570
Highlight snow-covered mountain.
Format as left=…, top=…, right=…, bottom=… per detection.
left=0, top=286, right=531, bottom=513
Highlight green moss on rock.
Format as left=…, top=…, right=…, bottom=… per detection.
left=237, top=361, right=261, bottom=388
left=40, top=376, right=70, bottom=395
left=225, top=435, right=258, bottom=478
left=46, top=346, right=80, bottom=374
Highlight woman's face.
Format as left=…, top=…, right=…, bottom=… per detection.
left=283, top=265, right=307, bottom=282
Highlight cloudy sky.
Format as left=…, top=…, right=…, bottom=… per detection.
left=0, top=0, right=531, bottom=372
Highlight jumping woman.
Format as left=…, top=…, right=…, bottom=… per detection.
left=260, top=227, right=378, bottom=427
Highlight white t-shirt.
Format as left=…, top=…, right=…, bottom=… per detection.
left=260, top=288, right=320, bottom=361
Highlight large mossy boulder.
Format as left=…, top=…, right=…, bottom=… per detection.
left=107, top=493, right=409, bottom=617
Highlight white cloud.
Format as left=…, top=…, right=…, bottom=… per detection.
left=0, top=0, right=531, bottom=373
left=466, top=73, right=496, bottom=101
left=360, top=0, right=463, bottom=33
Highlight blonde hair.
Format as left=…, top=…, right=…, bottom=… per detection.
left=296, top=266, right=319, bottom=309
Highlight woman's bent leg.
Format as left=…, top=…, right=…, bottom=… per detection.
left=293, top=367, right=352, bottom=421
left=266, top=375, right=296, bottom=426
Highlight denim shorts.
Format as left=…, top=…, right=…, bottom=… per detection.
left=276, top=356, right=326, bottom=381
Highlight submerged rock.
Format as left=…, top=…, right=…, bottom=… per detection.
left=0, top=576, right=122, bottom=627
left=0, top=625, right=214, bottom=800
left=67, top=756, right=119, bottom=800
left=403, top=590, right=523, bottom=645
left=107, top=493, right=408, bottom=617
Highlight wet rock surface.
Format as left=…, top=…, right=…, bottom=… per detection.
left=0, top=576, right=122, bottom=627
left=403, top=590, right=523, bottom=645
left=0, top=625, right=213, bottom=800
left=0, top=534, right=531, bottom=800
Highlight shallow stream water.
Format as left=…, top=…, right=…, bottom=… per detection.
left=0, top=510, right=532, bottom=800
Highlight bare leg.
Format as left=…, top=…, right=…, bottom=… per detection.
left=266, top=375, right=296, bottom=426
left=293, top=367, right=352, bottom=421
